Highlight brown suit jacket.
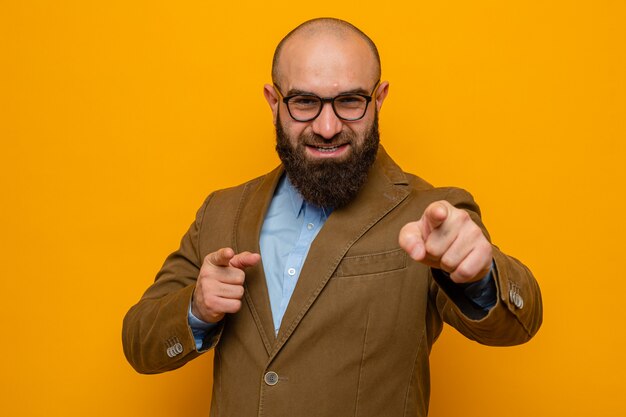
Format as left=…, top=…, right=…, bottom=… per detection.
left=123, top=147, right=542, bottom=417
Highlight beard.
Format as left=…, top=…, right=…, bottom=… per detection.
left=275, top=112, right=380, bottom=209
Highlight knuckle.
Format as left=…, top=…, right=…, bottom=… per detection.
left=212, top=295, right=231, bottom=313
left=197, top=270, right=210, bottom=282
left=227, top=299, right=242, bottom=313
left=455, top=264, right=475, bottom=281
left=198, top=270, right=215, bottom=285
left=458, top=209, right=470, bottom=221
left=235, top=285, right=245, bottom=299
left=232, top=270, right=246, bottom=285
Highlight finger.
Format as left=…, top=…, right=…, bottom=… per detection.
left=212, top=282, right=245, bottom=300
left=438, top=217, right=488, bottom=275
left=217, top=298, right=243, bottom=314
left=423, top=201, right=449, bottom=232
left=214, top=267, right=246, bottom=286
left=423, top=204, right=471, bottom=265
left=439, top=232, right=473, bottom=274
left=193, top=285, right=245, bottom=322
left=206, top=247, right=235, bottom=267
left=192, top=290, right=226, bottom=323
left=229, top=252, right=261, bottom=270
left=399, top=221, right=426, bottom=261
left=205, top=295, right=243, bottom=315
left=449, top=244, right=493, bottom=284
left=424, top=226, right=458, bottom=263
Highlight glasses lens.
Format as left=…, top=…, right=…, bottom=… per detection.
left=287, top=95, right=322, bottom=121
left=334, top=95, right=368, bottom=120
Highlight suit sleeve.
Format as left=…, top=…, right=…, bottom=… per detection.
left=122, top=194, right=224, bottom=374
left=430, top=187, right=543, bottom=346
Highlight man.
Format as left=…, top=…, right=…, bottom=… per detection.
left=123, top=18, right=542, bottom=417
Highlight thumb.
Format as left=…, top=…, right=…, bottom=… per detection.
left=229, top=252, right=261, bottom=270
left=422, top=201, right=449, bottom=233
left=206, top=247, right=236, bottom=267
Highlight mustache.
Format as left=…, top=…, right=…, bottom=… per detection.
left=300, top=131, right=356, bottom=147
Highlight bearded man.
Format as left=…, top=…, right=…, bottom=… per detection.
left=123, top=17, right=542, bottom=417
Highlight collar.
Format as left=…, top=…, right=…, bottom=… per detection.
left=279, top=174, right=332, bottom=219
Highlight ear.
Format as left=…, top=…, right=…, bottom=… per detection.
left=263, top=84, right=280, bottom=125
left=374, top=81, right=389, bottom=111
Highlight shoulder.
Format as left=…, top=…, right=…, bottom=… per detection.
left=398, top=170, right=486, bottom=237
left=376, top=147, right=479, bottom=213
left=396, top=169, right=477, bottom=210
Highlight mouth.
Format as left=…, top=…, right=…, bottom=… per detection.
left=311, top=144, right=344, bottom=152
left=305, top=143, right=350, bottom=158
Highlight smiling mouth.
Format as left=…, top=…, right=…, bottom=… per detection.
left=307, top=143, right=348, bottom=152
left=315, top=145, right=341, bottom=152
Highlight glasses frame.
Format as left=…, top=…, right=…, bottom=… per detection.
left=274, top=80, right=381, bottom=122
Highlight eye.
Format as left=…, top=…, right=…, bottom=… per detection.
left=335, top=95, right=366, bottom=107
left=290, top=96, right=320, bottom=107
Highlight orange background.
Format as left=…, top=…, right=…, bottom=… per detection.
left=1, top=1, right=625, bottom=416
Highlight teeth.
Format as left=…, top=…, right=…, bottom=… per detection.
left=316, top=146, right=339, bottom=152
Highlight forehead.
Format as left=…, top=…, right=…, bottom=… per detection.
left=277, top=32, right=378, bottom=94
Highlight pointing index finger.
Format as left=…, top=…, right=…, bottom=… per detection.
left=423, top=201, right=449, bottom=231
left=230, top=252, right=261, bottom=270
left=206, top=247, right=235, bottom=267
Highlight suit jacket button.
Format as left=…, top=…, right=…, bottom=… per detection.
left=264, top=371, right=279, bottom=386
left=509, top=287, right=524, bottom=309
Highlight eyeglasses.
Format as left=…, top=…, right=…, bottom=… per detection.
left=274, top=81, right=380, bottom=122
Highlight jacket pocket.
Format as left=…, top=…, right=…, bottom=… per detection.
left=333, top=248, right=407, bottom=278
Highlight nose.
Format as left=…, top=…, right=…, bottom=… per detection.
left=310, top=103, right=343, bottom=140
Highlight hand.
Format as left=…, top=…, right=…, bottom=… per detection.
left=192, top=247, right=261, bottom=323
left=398, top=200, right=492, bottom=284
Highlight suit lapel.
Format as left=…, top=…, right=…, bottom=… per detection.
left=269, top=147, right=410, bottom=360
left=234, top=166, right=284, bottom=355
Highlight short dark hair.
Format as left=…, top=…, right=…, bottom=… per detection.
left=271, top=18, right=381, bottom=85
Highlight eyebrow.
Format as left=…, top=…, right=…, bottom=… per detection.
left=285, top=86, right=371, bottom=97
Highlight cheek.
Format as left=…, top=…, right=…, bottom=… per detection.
left=286, top=125, right=306, bottom=144
left=345, top=122, right=370, bottom=144
left=278, top=116, right=307, bottom=145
